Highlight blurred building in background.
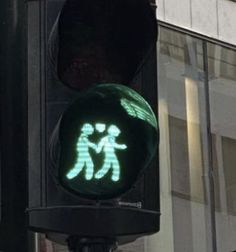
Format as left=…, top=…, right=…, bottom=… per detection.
left=148, top=1, right=236, bottom=252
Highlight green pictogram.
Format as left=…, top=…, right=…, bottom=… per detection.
left=95, top=123, right=106, bottom=133
left=66, top=123, right=97, bottom=180
left=95, top=125, right=127, bottom=182
left=66, top=123, right=127, bottom=182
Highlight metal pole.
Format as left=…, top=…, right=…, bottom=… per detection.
left=202, top=40, right=218, bottom=252
left=0, top=0, right=28, bottom=251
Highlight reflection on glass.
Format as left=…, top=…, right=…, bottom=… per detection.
left=208, top=43, right=236, bottom=252
left=154, top=27, right=213, bottom=252
left=185, top=77, right=204, bottom=201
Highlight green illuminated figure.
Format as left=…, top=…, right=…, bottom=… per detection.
left=95, top=125, right=127, bottom=182
left=66, top=123, right=97, bottom=180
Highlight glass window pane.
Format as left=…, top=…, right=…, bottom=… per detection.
left=208, top=43, right=236, bottom=252
left=149, top=27, right=214, bottom=252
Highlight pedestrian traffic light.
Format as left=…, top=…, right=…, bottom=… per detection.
left=50, top=84, right=158, bottom=200
left=27, top=0, right=159, bottom=248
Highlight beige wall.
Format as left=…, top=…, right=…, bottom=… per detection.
left=156, top=0, right=236, bottom=45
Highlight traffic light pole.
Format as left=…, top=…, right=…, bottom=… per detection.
left=67, top=237, right=117, bottom=252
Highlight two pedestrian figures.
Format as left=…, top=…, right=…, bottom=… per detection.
left=66, top=123, right=127, bottom=182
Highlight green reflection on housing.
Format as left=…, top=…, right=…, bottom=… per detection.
left=120, top=98, right=157, bottom=128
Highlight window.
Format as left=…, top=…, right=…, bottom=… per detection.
left=208, top=43, right=236, bottom=252
left=146, top=25, right=236, bottom=252
left=154, top=27, right=213, bottom=252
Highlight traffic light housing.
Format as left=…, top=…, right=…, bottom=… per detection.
left=27, top=0, right=159, bottom=246
left=50, top=84, right=158, bottom=200
left=49, top=0, right=157, bottom=90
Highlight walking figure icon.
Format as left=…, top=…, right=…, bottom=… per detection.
left=95, top=125, right=127, bottom=182
left=66, top=123, right=127, bottom=182
left=66, top=123, right=97, bottom=180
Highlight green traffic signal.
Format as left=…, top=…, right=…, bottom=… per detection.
left=66, top=123, right=127, bottom=182
left=51, top=84, right=158, bottom=199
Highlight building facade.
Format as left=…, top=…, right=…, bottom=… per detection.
left=145, top=0, right=236, bottom=251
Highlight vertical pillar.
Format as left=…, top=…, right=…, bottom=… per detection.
left=0, top=0, right=30, bottom=251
